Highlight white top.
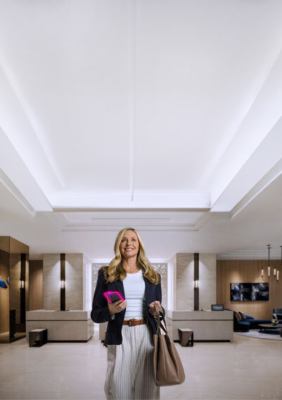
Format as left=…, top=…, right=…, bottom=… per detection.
left=123, top=269, right=146, bottom=318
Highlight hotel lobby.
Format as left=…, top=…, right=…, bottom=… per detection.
left=1, top=1, right=282, bottom=399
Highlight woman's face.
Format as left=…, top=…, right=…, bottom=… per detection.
left=119, top=230, right=139, bottom=260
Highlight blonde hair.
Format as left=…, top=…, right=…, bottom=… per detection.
left=102, top=227, right=159, bottom=285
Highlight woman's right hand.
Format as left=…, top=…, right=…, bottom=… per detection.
left=108, top=300, right=127, bottom=315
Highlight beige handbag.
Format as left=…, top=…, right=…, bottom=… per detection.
left=153, top=312, right=186, bottom=386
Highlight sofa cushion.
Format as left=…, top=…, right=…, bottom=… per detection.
left=234, top=311, right=241, bottom=322
left=245, top=314, right=255, bottom=320
left=239, top=312, right=247, bottom=320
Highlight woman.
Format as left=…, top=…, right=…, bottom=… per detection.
left=91, top=227, right=165, bottom=400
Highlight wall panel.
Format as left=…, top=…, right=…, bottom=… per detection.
left=43, top=254, right=83, bottom=310
left=43, top=254, right=60, bottom=310
left=176, top=254, right=194, bottom=310
left=199, top=253, right=216, bottom=310
left=217, top=260, right=281, bottom=319
left=0, top=250, right=9, bottom=334
left=29, top=260, right=43, bottom=311
left=66, top=254, right=83, bottom=310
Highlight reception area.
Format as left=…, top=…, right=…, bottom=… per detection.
left=1, top=1, right=282, bottom=399
left=1, top=241, right=282, bottom=399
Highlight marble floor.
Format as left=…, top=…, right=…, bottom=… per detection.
left=0, top=333, right=282, bottom=400
left=0, top=332, right=26, bottom=344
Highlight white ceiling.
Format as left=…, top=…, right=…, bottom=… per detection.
left=0, top=0, right=282, bottom=260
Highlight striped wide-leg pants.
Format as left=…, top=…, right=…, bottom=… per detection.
left=104, top=319, right=160, bottom=400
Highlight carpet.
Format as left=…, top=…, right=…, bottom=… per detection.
left=235, top=328, right=282, bottom=341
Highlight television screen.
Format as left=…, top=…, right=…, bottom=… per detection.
left=230, top=283, right=269, bottom=301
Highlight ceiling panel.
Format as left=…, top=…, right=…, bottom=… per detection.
left=1, top=1, right=282, bottom=199
left=0, top=0, right=131, bottom=191
left=134, top=0, right=282, bottom=191
left=45, top=210, right=208, bottom=232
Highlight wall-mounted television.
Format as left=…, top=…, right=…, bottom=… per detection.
left=230, top=283, right=269, bottom=301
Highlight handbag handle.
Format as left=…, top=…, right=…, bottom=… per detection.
left=154, top=312, right=167, bottom=335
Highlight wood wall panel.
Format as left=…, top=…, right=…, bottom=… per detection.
left=217, top=260, right=282, bottom=319
left=29, top=260, right=43, bottom=311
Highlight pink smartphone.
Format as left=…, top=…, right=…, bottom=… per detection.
left=104, top=291, right=125, bottom=303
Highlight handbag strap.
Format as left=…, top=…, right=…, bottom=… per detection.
left=154, top=312, right=167, bottom=335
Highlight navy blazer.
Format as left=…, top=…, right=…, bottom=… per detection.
left=91, top=267, right=165, bottom=345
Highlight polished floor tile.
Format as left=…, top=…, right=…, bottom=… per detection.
left=0, top=333, right=282, bottom=400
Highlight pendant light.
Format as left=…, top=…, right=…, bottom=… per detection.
left=261, top=258, right=265, bottom=278
left=267, top=244, right=271, bottom=277
left=278, top=246, right=282, bottom=282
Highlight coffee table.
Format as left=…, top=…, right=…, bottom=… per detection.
left=258, top=324, right=282, bottom=336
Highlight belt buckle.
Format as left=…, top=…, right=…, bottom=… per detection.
left=128, top=318, right=139, bottom=326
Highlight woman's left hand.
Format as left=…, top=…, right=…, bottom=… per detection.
left=148, top=300, right=162, bottom=316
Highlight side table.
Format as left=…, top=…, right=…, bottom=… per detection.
left=178, top=328, right=194, bottom=347
left=29, top=329, right=48, bottom=347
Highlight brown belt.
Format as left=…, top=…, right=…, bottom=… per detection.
left=123, top=318, right=147, bottom=326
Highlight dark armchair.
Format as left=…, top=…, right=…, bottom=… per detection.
left=273, top=308, right=282, bottom=323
